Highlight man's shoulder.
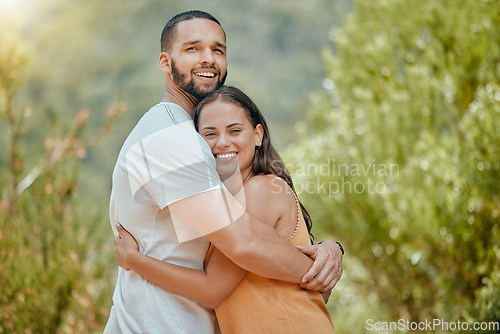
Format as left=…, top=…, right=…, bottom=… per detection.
left=116, top=102, right=198, bottom=163
left=130, top=102, right=193, bottom=137
left=147, top=102, right=191, bottom=123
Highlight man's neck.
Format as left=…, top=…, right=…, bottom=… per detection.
left=162, top=86, right=198, bottom=117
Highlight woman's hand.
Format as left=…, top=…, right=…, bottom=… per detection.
left=113, top=223, right=139, bottom=270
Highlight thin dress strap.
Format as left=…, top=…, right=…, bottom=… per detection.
left=283, top=181, right=300, bottom=241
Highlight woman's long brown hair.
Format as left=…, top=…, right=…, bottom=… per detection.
left=194, top=86, right=313, bottom=240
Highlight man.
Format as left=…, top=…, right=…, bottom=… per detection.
left=105, top=10, right=343, bottom=333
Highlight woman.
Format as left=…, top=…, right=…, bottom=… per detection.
left=114, top=86, right=335, bottom=333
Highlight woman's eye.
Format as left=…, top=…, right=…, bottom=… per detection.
left=230, top=129, right=241, bottom=134
left=204, top=132, right=216, bottom=137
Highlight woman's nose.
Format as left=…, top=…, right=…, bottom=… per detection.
left=216, top=134, right=230, bottom=148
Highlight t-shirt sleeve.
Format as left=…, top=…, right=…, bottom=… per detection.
left=125, top=121, right=224, bottom=209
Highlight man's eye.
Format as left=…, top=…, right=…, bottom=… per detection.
left=214, top=48, right=224, bottom=54
left=187, top=46, right=196, bottom=51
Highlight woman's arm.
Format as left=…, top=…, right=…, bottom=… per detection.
left=113, top=174, right=293, bottom=308
left=115, top=224, right=247, bottom=309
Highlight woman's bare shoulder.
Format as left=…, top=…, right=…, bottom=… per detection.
left=245, top=174, right=295, bottom=220
left=242, top=175, right=295, bottom=227
left=243, top=174, right=291, bottom=200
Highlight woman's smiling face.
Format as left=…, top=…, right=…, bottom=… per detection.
left=197, top=99, right=263, bottom=180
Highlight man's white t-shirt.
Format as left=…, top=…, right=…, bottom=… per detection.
left=104, top=102, right=224, bottom=334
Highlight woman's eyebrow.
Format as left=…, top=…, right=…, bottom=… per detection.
left=201, top=126, right=216, bottom=131
left=227, top=122, right=243, bottom=128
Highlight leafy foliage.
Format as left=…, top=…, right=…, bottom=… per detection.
left=0, top=35, right=124, bottom=333
left=286, top=0, right=500, bottom=332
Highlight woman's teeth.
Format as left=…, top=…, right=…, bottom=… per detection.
left=216, top=152, right=237, bottom=159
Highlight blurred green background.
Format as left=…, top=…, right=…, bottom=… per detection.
left=1, top=0, right=499, bottom=333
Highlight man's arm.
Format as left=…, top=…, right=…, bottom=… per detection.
left=169, top=188, right=313, bottom=283
left=130, top=126, right=339, bottom=285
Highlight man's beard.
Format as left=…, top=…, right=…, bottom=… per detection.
left=171, top=60, right=227, bottom=100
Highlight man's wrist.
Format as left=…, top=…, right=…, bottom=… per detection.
left=335, top=241, right=344, bottom=255
left=318, top=240, right=344, bottom=255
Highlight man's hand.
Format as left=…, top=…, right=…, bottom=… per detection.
left=296, top=240, right=343, bottom=292
left=113, top=223, right=140, bottom=270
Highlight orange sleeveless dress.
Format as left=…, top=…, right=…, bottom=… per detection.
left=205, top=189, right=335, bottom=334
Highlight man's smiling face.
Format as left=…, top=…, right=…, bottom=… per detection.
left=168, top=18, right=227, bottom=100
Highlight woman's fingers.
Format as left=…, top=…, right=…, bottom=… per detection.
left=115, top=222, right=134, bottom=239
left=115, top=222, right=125, bottom=233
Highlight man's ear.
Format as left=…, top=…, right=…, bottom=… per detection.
left=159, top=52, right=171, bottom=73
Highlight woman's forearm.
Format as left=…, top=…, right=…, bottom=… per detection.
left=127, top=252, right=219, bottom=308
left=126, top=248, right=246, bottom=309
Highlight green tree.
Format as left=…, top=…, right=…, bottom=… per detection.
left=287, top=0, right=500, bottom=332
left=0, top=34, right=124, bottom=333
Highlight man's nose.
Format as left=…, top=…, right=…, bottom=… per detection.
left=200, top=48, right=215, bottom=65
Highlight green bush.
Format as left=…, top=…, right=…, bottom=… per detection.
left=286, top=0, right=500, bottom=332
left=0, top=36, right=123, bottom=333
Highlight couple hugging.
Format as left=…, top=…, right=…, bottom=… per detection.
left=105, top=10, right=343, bottom=334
